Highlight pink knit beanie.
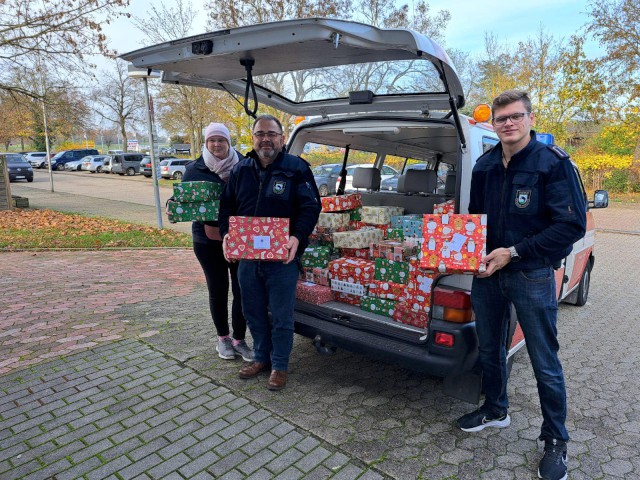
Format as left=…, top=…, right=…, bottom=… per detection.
left=204, top=123, right=231, bottom=145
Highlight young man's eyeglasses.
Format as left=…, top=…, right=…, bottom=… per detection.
left=253, top=131, right=283, bottom=139
left=492, top=112, right=530, bottom=126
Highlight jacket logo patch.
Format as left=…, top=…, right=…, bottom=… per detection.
left=273, top=180, right=286, bottom=195
left=515, top=190, right=531, bottom=208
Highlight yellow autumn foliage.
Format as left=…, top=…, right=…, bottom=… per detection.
left=573, top=153, right=632, bottom=172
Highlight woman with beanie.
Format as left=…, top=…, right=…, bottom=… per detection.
left=181, top=122, right=253, bottom=361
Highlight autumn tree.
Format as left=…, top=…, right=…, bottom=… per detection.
left=92, top=59, right=146, bottom=152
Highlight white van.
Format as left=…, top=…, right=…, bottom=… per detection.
left=122, top=18, right=608, bottom=402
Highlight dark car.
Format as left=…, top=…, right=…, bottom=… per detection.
left=50, top=149, right=100, bottom=171
left=380, top=163, right=428, bottom=191
left=2, top=153, right=34, bottom=182
left=312, top=163, right=352, bottom=197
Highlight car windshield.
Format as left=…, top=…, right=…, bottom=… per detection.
left=7, top=154, right=28, bottom=163
left=51, top=152, right=65, bottom=160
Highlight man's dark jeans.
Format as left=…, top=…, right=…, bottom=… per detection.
left=238, top=260, right=299, bottom=372
left=472, top=266, right=569, bottom=442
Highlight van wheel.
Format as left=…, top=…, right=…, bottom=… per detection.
left=57, top=164, right=66, bottom=171
left=126, top=167, right=135, bottom=176
left=318, top=184, right=329, bottom=197
left=173, top=171, right=183, bottom=180
left=573, top=261, right=591, bottom=307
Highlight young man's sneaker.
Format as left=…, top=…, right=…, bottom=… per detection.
left=233, top=340, right=254, bottom=361
left=216, top=337, right=236, bottom=360
left=538, top=438, right=568, bottom=480
left=456, top=407, right=511, bottom=432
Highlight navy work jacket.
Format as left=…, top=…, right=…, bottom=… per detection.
left=469, top=132, right=587, bottom=270
left=218, top=149, right=321, bottom=255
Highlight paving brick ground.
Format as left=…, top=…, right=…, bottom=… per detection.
left=1, top=189, right=639, bottom=479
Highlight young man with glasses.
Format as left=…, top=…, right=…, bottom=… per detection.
left=457, top=90, right=586, bottom=480
left=219, top=114, right=321, bottom=391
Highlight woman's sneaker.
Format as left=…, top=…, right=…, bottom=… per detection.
left=233, top=340, right=254, bottom=361
left=456, top=407, right=511, bottom=432
left=216, top=337, right=236, bottom=360
left=538, top=439, right=568, bottom=480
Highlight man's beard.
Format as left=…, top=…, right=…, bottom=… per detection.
left=257, top=143, right=281, bottom=161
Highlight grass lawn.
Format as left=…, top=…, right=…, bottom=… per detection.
left=0, top=209, right=191, bottom=250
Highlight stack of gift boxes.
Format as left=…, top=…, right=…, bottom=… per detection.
left=167, top=181, right=223, bottom=223
left=298, top=195, right=487, bottom=332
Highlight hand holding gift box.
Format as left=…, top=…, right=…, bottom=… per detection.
left=226, top=216, right=290, bottom=261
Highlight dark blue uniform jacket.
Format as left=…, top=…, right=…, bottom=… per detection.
left=218, top=150, right=321, bottom=255
left=181, top=152, right=243, bottom=244
left=469, top=132, right=587, bottom=270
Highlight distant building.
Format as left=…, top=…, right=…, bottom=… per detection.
left=173, top=143, right=191, bottom=154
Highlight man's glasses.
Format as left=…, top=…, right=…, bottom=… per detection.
left=253, top=131, right=283, bottom=139
left=492, top=112, right=530, bottom=126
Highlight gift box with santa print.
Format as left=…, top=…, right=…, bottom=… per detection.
left=226, top=216, right=289, bottom=261
left=393, top=302, right=429, bottom=328
left=302, top=246, right=332, bottom=269
left=433, top=199, right=456, bottom=215
left=369, top=280, right=408, bottom=302
left=328, top=257, right=376, bottom=285
left=340, top=247, right=370, bottom=260
left=296, top=281, right=333, bottom=305
left=374, top=258, right=410, bottom=284
left=361, top=296, right=397, bottom=318
left=321, top=193, right=362, bottom=212
left=406, top=260, right=438, bottom=312
left=333, top=291, right=362, bottom=306
left=419, top=213, right=487, bottom=274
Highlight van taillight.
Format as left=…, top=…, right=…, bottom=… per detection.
left=434, top=332, right=455, bottom=347
left=432, top=287, right=473, bottom=324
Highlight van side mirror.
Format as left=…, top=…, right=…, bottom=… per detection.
left=590, top=189, right=608, bottom=209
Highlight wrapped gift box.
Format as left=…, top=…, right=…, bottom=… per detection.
left=374, top=258, right=410, bottom=284
left=328, top=258, right=376, bottom=285
left=331, top=279, right=368, bottom=296
left=321, top=194, right=362, bottom=212
left=361, top=296, right=397, bottom=318
left=173, top=181, right=223, bottom=202
left=333, top=292, right=362, bottom=306
left=391, top=214, right=422, bottom=228
left=318, top=212, right=351, bottom=229
left=349, top=220, right=367, bottom=230
left=226, top=216, right=289, bottom=261
left=296, top=281, right=333, bottom=305
left=340, top=248, right=370, bottom=259
left=407, top=261, right=438, bottom=297
left=332, top=228, right=384, bottom=249
left=433, top=199, right=456, bottom=215
left=167, top=200, right=220, bottom=223
left=393, top=303, right=429, bottom=328
left=420, top=214, right=487, bottom=273
left=302, top=246, right=331, bottom=269
left=361, top=206, right=405, bottom=225
left=370, top=240, right=418, bottom=262
left=386, top=228, right=404, bottom=241
left=369, top=280, right=408, bottom=302
left=402, top=218, right=423, bottom=239
left=349, top=208, right=362, bottom=221
left=304, top=267, right=330, bottom=286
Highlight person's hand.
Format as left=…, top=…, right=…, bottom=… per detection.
left=222, top=234, right=237, bottom=263
left=283, top=236, right=299, bottom=264
left=477, top=247, right=511, bottom=278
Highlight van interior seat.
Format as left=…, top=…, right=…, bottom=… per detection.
left=397, top=169, right=437, bottom=194
left=444, top=172, right=456, bottom=195
left=352, top=166, right=381, bottom=191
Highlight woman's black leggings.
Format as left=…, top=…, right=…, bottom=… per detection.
left=193, top=241, right=246, bottom=340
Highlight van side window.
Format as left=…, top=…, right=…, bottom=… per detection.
left=482, top=136, right=499, bottom=153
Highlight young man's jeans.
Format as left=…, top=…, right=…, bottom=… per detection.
left=237, top=260, right=300, bottom=372
left=472, top=266, right=569, bottom=442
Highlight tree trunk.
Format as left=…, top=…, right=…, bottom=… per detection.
left=120, top=124, right=127, bottom=152
left=631, top=134, right=640, bottom=192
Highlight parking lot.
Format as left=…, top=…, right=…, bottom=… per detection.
left=2, top=176, right=640, bottom=478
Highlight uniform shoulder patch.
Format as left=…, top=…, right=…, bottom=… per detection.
left=547, top=145, right=570, bottom=159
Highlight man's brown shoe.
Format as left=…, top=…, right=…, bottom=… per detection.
left=267, top=370, right=287, bottom=391
left=238, top=362, right=271, bottom=379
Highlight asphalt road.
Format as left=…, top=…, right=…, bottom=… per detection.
left=4, top=171, right=640, bottom=479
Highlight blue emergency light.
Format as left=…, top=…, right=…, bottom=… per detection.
left=536, top=133, right=555, bottom=145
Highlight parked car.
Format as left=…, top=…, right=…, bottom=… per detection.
left=50, top=149, right=99, bottom=171
left=101, top=157, right=112, bottom=173
left=160, top=158, right=191, bottom=180
left=24, top=152, right=48, bottom=169
left=110, top=153, right=144, bottom=175
left=82, top=155, right=108, bottom=173
left=140, top=155, right=177, bottom=177
left=2, top=153, right=34, bottom=182
left=380, top=163, right=436, bottom=191
left=64, top=158, right=86, bottom=171
left=312, top=163, right=352, bottom=197
left=342, top=164, right=398, bottom=191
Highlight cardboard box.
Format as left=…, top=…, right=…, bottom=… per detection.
left=321, top=193, right=362, bottom=212
left=328, top=257, right=376, bottom=285
left=296, top=281, right=333, bottom=305
left=167, top=200, right=219, bottom=223
left=302, top=246, right=331, bottom=269
left=420, top=214, right=487, bottom=273
left=173, top=181, right=223, bottom=202
left=226, top=216, right=290, bottom=261
left=361, top=296, right=397, bottom=318
left=332, top=228, right=384, bottom=248
left=374, top=258, right=410, bottom=284
left=393, top=303, right=429, bottom=328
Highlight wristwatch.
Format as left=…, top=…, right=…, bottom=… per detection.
left=509, top=246, right=521, bottom=262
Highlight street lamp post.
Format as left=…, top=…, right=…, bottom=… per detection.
left=128, top=66, right=163, bottom=230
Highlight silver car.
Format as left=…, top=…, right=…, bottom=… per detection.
left=82, top=155, right=108, bottom=173
left=24, top=152, right=48, bottom=168
left=159, top=159, right=191, bottom=180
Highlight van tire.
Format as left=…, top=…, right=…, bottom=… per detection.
left=57, top=164, right=65, bottom=171
left=573, top=260, right=591, bottom=307
left=126, top=167, right=135, bottom=176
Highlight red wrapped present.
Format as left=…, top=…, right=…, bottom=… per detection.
left=369, top=280, right=408, bottom=302
left=340, top=248, right=370, bottom=259
left=433, top=199, right=456, bottom=215
left=321, top=193, right=362, bottom=212
left=328, top=257, right=376, bottom=284
left=296, top=281, right=333, bottom=305
left=393, top=302, right=429, bottom=328
left=333, top=291, right=362, bottom=306
left=370, top=240, right=419, bottom=262
left=420, top=214, right=487, bottom=273
left=227, top=216, right=289, bottom=261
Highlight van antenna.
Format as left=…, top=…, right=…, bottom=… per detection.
left=240, top=58, right=258, bottom=118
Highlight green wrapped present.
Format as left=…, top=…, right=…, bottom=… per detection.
left=374, top=258, right=410, bottom=284
left=361, top=296, right=397, bottom=318
left=349, top=208, right=362, bottom=221
left=302, top=246, right=332, bottom=269
left=167, top=200, right=220, bottom=223
left=387, top=228, right=404, bottom=241
left=173, top=181, right=223, bottom=202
